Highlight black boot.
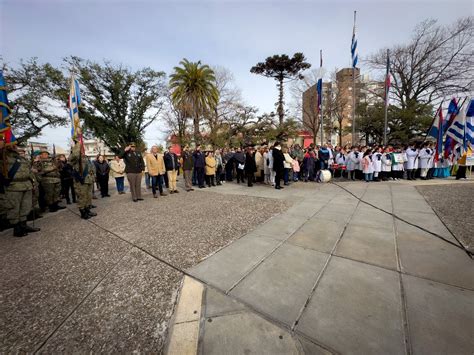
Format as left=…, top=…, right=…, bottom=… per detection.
left=89, top=204, right=97, bottom=209
left=86, top=207, right=97, bottom=217
left=80, top=209, right=90, bottom=219
left=13, top=223, right=27, bottom=237
left=22, top=221, right=40, bottom=233
left=49, top=204, right=58, bottom=212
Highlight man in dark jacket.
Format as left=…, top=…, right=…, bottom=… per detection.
left=272, top=142, right=285, bottom=190
left=94, top=155, right=111, bottom=198
left=233, top=147, right=245, bottom=184
left=164, top=147, right=180, bottom=193
left=244, top=147, right=257, bottom=187
left=181, top=145, right=194, bottom=191
left=120, top=143, right=145, bottom=202
left=193, top=145, right=206, bottom=188
left=224, top=149, right=235, bottom=181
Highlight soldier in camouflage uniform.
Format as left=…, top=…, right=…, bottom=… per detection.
left=34, top=150, right=65, bottom=212
left=69, top=142, right=97, bottom=219
left=0, top=142, right=41, bottom=237
left=27, top=151, right=43, bottom=221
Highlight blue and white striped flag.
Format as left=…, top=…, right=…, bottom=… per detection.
left=351, top=12, right=358, bottom=68
left=465, top=99, right=474, bottom=147
left=68, top=76, right=81, bottom=140
left=446, top=100, right=468, bottom=151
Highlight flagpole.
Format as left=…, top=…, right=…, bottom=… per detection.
left=383, top=48, right=389, bottom=146
left=320, top=49, right=324, bottom=146
left=352, top=10, right=357, bottom=145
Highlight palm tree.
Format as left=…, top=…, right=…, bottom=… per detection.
left=169, top=59, right=219, bottom=144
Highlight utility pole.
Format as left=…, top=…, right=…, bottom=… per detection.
left=383, top=48, right=390, bottom=146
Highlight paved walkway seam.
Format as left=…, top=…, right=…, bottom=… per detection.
left=330, top=181, right=472, bottom=258
left=390, top=185, right=412, bottom=355
left=291, top=185, right=367, bottom=332
left=225, top=194, right=339, bottom=295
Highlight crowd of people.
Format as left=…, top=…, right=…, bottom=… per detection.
left=0, top=136, right=470, bottom=238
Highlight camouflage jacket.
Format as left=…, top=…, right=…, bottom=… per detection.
left=0, top=149, right=34, bottom=192
left=35, top=157, right=61, bottom=184
left=69, top=144, right=94, bottom=184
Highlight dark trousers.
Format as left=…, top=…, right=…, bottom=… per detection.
left=236, top=168, right=245, bottom=183
left=216, top=166, right=222, bottom=185
left=206, top=175, right=215, bottom=187
left=115, top=177, right=125, bottom=192
left=196, top=167, right=205, bottom=187
left=151, top=175, right=164, bottom=195
left=246, top=173, right=254, bottom=187
left=61, top=178, right=76, bottom=203
left=163, top=171, right=169, bottom=188
left=225, top=163, right=233, bottom=181
left=456, top=166, right=467, bottom=179
left=97, top=174, right=109, bottom=197
left=275, top=169, right=283, bottom=188
left=283, top=168, right=290, bottom=184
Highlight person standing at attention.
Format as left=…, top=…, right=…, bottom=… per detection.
left=205, top=151, right=217, bottom=187
left=94, top=155, right=110, bottom=198
left=193, top=145, right=206, bottom=188
left=272, top=142, right=285, bottom=190
left=146, top=145, right=167, bottom=198
left=164, top=146, right=180, bottom=194
left=244, top=146, right=257, bottom=187
left=110, top=155, right=126, bottom=194
left=120, top=143, right=145, bottom=202
left=181, top=145, right=194, bottom=192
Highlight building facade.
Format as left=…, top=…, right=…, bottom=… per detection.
left=302, top=68, right=384, bottom=146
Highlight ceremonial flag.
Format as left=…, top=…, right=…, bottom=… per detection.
left=351, top=11, right=358, bottom=68
left=384, top=50, right=391, bottom=106
left=316, top=78, right=322, bottom=111
left=68, top=75, right=84, bottom=154
left=69, top=76, right=82, bottom=140
left=443, top=98, right=459, bottom=158
left=465, top=99, right=474, bottom=147
left=446, top=100, right=467, bottom=152
left=427, top=104, right=444, bottom=161
left=0, top=70, right=16, bottom=146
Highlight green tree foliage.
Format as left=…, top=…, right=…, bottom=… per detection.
left=169, top=59, right=219, bottom=144
left=66, top=57, right=166, bottom=153
left=356, top=101, right=433, bottom=144
left=251, top=53, right=311, bottom=127
left=1, top=57, right=69, bottom=143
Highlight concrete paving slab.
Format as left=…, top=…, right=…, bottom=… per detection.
left=286, top=202, right=326, bottom=218
left=251, top=215, right=308, bottom=241
left=315, top=207, right=356, bottom=224
left=350, top=205, right=394, bottom=231
left=201, top=312, right=299, bottom=355
left=230, top=243, right=329, bottom=325
left=395, top=211, right=453, bottom=240
left=297, top=257, right=405, bottom=355
left=205, top=287, right=247, bottom=317
left=403, top=274, right=474, bottom=355
left=188, top=235, right=280, bottom=291
left=396, top=221, right=474, bottom=290
left=173, top=276, right=204, bottom=324
left=392, top=198, right=432, bottom=213
left=287, top=217, right=346, bottom=253
left=167, top=321, right=199, bottom=355
left=335, top=224, right=398, bottom=270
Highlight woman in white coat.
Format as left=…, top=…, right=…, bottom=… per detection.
left=418, top=142, right=433, bottom=179
left=371, top=147, right=383, bottom=181
left=405, top=143, right=419, bottom=180
left=381, top=148, right=392, bottom=181
left=347, top=147, right=361, bottom=181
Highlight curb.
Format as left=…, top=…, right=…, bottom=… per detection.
left=166, top=276, right=204, bottom=355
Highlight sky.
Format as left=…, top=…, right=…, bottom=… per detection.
left=1, top=0, right=472, bottom=148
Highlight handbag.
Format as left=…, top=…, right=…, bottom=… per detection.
left=238, top=163, right=245, bottom=170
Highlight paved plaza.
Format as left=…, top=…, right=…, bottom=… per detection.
left=1, top=179, right=473, bottom=354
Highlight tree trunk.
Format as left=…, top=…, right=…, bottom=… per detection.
left=277, top=77, right=284, bottom=127
left=193, top=112, right=200, bottom=145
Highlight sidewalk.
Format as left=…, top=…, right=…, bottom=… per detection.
left=185, top=181, right=474, bottom=354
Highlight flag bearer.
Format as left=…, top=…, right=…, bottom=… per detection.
left=69, top=141, right=96, bottom=219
